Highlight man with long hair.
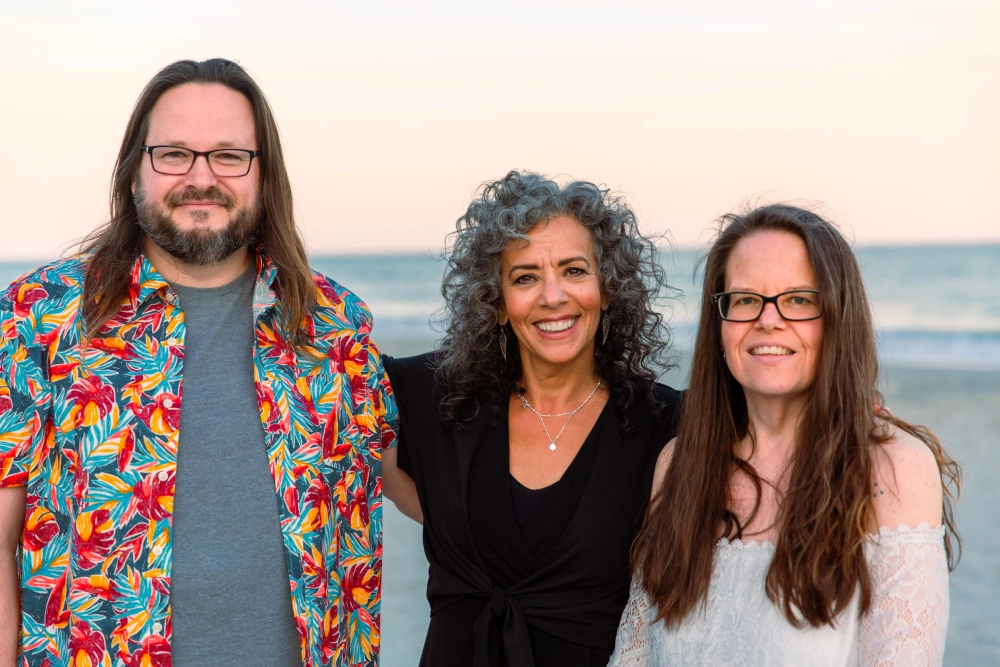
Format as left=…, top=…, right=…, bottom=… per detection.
left=0, top=59, right=396, bottom=667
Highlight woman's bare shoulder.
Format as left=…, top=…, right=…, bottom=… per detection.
left=871, top=426, right=944, bottom=530
left=652, top=437, right=677, bottom=499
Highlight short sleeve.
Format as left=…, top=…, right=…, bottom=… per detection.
left=367, top=341, right=398, bottom=451
left=381, top=353, right=437, bottom=477
left=608, top=574, right=653, bottom=666
left=0, top=283, right=51, bottom=487
left=860, top=524, right=949, bottom=666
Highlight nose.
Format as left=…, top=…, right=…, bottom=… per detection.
left=538, top=272, right=568, bottom=307
left=184, top=154, right=218, bottom=189
left=755, top=301, right=785, bottom=330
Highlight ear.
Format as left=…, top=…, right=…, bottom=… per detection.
left=497, top=303, right=508, bottom=326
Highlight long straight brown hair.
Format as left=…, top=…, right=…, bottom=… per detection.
left=78, top=58, right=315, bottom=344
left=632, top=204, right=960, bottom=628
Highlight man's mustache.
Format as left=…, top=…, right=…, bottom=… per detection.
left=165, top=188, right=235, bottom=208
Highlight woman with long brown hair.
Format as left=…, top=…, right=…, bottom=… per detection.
left=610, top=205, right=960, bottom=665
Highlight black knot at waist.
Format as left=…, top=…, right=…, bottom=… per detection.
left=490, top=584, right=508, bottom=616
left=472, top=585, right=535, bottom=667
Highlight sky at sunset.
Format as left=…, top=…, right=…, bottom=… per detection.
left=1, top=0, right=997, bottom=260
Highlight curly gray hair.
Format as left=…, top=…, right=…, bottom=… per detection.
left=435, top=169, right=674, bottom=434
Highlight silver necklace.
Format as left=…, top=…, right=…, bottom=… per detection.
left=517, top=380, right=602, bottom=451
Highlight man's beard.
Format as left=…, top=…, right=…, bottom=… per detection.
left=133, top=184, right=262, bottom=266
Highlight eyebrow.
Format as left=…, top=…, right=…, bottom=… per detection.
left=155, top=140, right=244, bottom=149
left=507, top=256, right=591, bottom=279
left=726, top=285, right=818, bottom=292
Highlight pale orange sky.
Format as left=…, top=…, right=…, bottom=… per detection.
left=1, top=0, right=998, bottom=260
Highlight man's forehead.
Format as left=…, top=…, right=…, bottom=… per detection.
left=145, top=83, right=256, bottom=146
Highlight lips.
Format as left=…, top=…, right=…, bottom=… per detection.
left=749, top=345, right=794, bottom=355
left=536, top=317, right=577, bottom=333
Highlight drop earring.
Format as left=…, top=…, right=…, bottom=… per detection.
left=601, top=313, right=610, bottom=345
left=499, top=325, right=508, bottom=362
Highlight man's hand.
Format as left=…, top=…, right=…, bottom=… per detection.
left=0, top=486, right=26, bottom=667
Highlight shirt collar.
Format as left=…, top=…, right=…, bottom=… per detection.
left=253, top=249, right=280, bottom=316
left=130, top=254, right=170, bottom=309
left=128, top=247, right=280, bottom=312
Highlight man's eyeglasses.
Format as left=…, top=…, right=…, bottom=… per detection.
left=141, top=145, right=261, bottom=177
left=712, top=290, right=823, bottom=322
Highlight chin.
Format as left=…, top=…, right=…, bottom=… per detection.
left=745, top=381, right=812, bottom=399
left=534, top=353, right=579, bottom=367
left=174, top=213, right=230, bottom=229
left=525, top=343, right=590, bottom=367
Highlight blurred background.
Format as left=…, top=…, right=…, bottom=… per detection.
left=2, top=1, right=998, bottom=664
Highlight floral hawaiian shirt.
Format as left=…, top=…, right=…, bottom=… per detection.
left=0, top=251, right=397, bottom=667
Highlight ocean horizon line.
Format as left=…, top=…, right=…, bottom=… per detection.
left=1, top=239, right=999, bottom=265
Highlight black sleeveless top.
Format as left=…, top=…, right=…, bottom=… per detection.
left=385, top=353, right=681, bottom=667
left=510, top=476, right=553, bottom=531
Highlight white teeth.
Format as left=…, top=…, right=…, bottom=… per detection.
left=536, top=318, right=576, bottom=332
left=750, top=346, right=793, bottom=355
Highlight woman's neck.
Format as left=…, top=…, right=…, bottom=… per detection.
left=739, top=392, right=809, bottom=464
left=517, top=358, right=602, bottom=414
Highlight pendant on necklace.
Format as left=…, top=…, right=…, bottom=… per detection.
left=518, top=379, right=601, bottom=454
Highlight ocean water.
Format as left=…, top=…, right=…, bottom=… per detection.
left=308, top=244, right=1000, bottom=374
left=2, top=245, right=998, bottom=664
left=3, top=245, right=998, bottom=371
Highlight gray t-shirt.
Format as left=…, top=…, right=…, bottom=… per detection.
left=169, top=267, right=302, bottom=666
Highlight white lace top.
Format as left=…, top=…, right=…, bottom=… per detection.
left=609, top=524, right=949, bottom=667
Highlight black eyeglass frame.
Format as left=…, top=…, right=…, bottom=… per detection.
left=141, top=145, right=262, bottom=177
left=711, top=289, right=823, bottom=322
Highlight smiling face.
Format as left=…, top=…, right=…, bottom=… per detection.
left=133, top=82, right=261, bottom=265
left=721, top=230, right=824, bottom=405
left=499, top=214, right=607, bottom=375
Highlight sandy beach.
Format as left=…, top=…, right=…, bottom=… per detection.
left=380, top=340, right=1000, bottom=666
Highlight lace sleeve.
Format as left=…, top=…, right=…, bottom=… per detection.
left=608, top=574, right=653, bottom=666
left=860, top=524, right=949, bottom=667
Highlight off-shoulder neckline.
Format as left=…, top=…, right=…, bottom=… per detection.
left=716, top=522, right=944, bottom=552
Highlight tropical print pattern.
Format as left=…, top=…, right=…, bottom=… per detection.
left=0, top=251, right=398, bottom=667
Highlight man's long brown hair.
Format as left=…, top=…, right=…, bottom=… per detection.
left=78, top=59, right=315, bottom=343
left=632, top=204, right=960, bottom=628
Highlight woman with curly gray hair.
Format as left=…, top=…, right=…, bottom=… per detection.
left=382, top=170, right=681, bottom=667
